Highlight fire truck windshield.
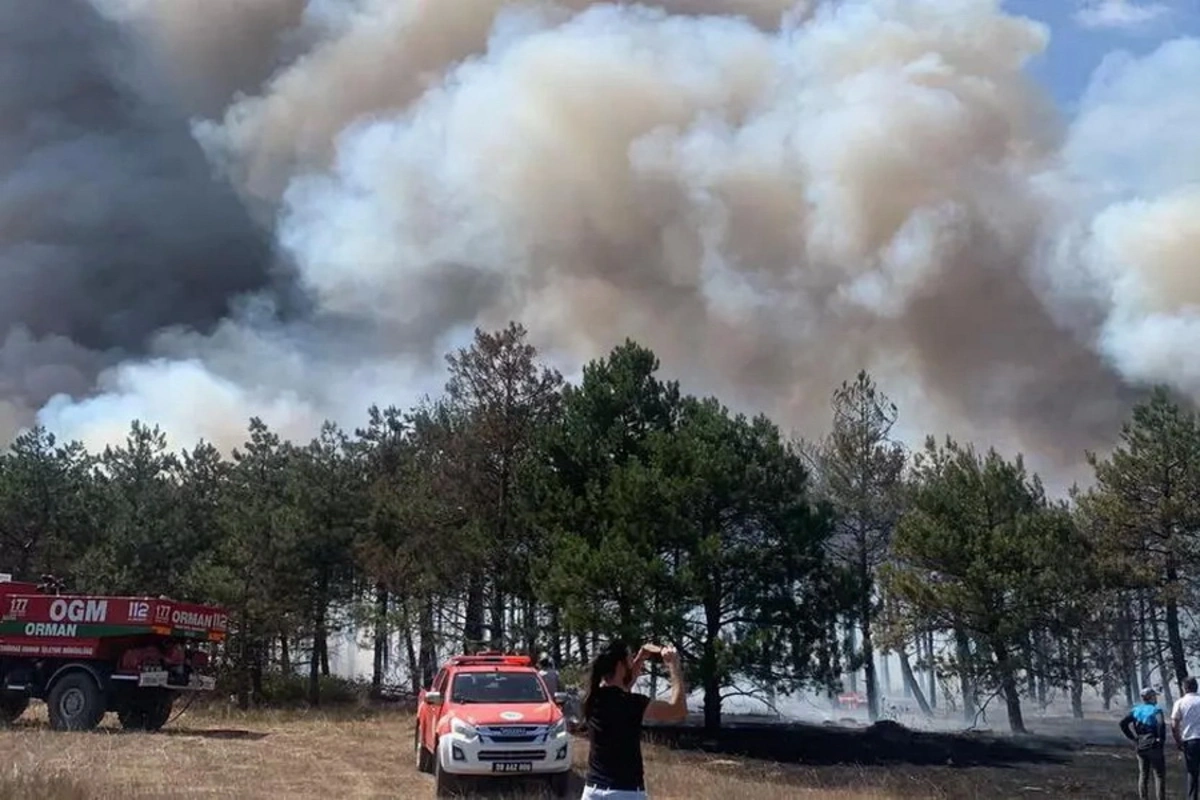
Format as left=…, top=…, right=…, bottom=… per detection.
left=450, top=671, right=547, bottom=704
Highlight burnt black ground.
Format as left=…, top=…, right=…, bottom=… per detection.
left=640, top=717, right=1171, bottom=799
left=648, top=718, right=1073, bottom=767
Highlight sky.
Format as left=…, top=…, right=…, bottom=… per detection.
left=1009, top=0, right=1200, bottom=106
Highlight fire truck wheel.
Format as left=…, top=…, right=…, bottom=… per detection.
left=47, top=672, right=106, bottom=731
left=0, top=694, right=29, bottom=724
left=118, top=690, right=174, bottom=732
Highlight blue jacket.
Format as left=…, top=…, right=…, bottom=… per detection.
left=1120, top=703, right=1166, bottom=750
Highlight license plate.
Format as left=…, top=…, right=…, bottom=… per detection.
left=491, top=762, right=533, bottom=773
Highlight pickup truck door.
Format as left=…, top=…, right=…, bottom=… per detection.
left=421, top=668, right=448, bottom=749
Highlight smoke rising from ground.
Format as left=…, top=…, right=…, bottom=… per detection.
left=4, top=0, right=1199, bottom=486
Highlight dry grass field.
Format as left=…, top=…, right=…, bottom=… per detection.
left=0, top=702, right=1165, bottom=799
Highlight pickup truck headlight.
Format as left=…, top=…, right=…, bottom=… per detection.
left=548, top=719, right=567, bottom=738
left=450, top=718, right=479, bottom=740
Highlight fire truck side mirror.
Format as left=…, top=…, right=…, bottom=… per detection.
left=425, top=691, right=444, bottom=706
left=553, top=692, right=568, bottom=705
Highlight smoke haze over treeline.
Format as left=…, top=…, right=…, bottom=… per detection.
left=3, top=0, right=1199, bottom=489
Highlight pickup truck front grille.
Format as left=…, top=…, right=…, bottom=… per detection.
left=477, top=725, right=549, bottom=744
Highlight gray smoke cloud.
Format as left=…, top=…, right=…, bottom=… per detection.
left=0, top=0, right=274, bottom=438
left=7, top=0, right=1200, bottom=490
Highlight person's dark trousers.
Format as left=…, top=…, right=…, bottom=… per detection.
left=1138, top=749, right=1166, bottom=800
left=1184, top=739, right=1200, bottom=800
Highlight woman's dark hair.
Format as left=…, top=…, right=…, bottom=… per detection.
left=581, top=639, right=630, bottom=721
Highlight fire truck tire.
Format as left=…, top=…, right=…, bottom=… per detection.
left=0, top=694, right=28, bottom=724
left=415, top=723, right=434, bottom=773
left=47, top=671, right=106, bottom=731
left=118, top=690, right=174, bottom=732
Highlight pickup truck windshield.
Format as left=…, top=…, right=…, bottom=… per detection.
left=451, top=672, right=547, bottom=704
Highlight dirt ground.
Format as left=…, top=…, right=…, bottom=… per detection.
left=0, top=703, right=1176, bottom=799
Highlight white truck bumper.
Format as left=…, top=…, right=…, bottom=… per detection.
left=136, top=670, right=216, bottom=691
left=437, top=732, right=572, bottom=777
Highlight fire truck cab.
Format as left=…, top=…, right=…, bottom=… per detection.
left=415, top=651, right=572, bottom=797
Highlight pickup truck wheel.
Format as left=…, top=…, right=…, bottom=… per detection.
left=47, top=672, right=106, bottom=731
left=415, top=723, right=433, bottom=773
left=118, top=690, right=174, bottom=731
left=0, top=694, right=29, bottom=724
left=433, top=740, right=456, bottom=797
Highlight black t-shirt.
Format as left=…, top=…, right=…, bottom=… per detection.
left=585, top=685, right=651, bottom=790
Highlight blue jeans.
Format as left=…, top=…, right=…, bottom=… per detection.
left=580, top=787, right=648, bottom=800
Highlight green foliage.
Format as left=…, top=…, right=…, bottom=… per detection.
left=217, top=671, right=368, bottom=707
left=523, top=340, right=682, bottom=642
left=883, top=436, right=1086, bottom=731
left=650, top=397, right=847, bottom=730
left=1076, top=386, right=1200, bottom=687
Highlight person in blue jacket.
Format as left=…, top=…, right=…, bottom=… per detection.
left=1121, top=687, right=1168, bottom=800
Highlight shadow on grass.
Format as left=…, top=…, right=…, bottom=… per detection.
left=436, top=770, right=583, bottom=799
left=644, top=719, right=1074, bottom=768
left=156, top=727, right=269, bottom=741
left=5, top=717, right=269, bottom=741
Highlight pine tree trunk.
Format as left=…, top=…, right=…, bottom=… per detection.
left=1165, top=557, right=1189, bottom=688
left=926, top=630, right=937, bottom=709
left=309, top=583, right=327, bottom=705
left=1138, top=591, right=1152, bottom=688
left=1069, top=632, right=1084, bottom=719
left=1023, top=637, right=1037, bottom=698
left=280, top=632, right=291, bottom=675
left=523, top=595, right=537, bottom=656
left=401, top=598, right=419, bottom=696
left=955, top=626, right=975, bottom=724
left=464, top=575, right=485, bottom=650
left=702, top=585, right=723, bottom=738
left=250, top=640, right=264, bottom=706
left=419, top=597, right=437, bottom=690
left=308, top=632, right=321, bottom=706
left=1151, top=606, right=1175, bottom=707
left=549, top=606, right=562, bottom=665
left=1119, top=593, right=1137, bottom=706
left=489, top=581, right=506, bottom=649
left=992, top=640, right=1025, bottom=734
left=845, top=621, right=859, bottom=693
left=372, top=584, right=388, bottom=697
left=859, top=553, right=879, bottom=721
left=898, top=645, right=932, bottom=716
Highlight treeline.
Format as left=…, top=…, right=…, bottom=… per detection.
left=0, top=322, right=1197, bottom=735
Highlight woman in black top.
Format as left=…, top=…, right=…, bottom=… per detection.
left=580, top=639, right=687, bottom=799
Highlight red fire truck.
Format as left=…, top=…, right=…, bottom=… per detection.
left=0, top=573, right=226, bottom=731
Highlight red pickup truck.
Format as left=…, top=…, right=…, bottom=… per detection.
left=414, top=652, right=572, bottom=797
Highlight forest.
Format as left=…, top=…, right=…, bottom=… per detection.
left=0, top=322, right=1196, bottom=737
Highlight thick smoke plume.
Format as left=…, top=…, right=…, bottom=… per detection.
left=4, top=0, right=1199, bottom=489
left=0, top=0, right=272, bottom=436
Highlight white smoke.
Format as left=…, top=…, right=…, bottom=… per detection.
left=13, top=0, right=1200, bottom=484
